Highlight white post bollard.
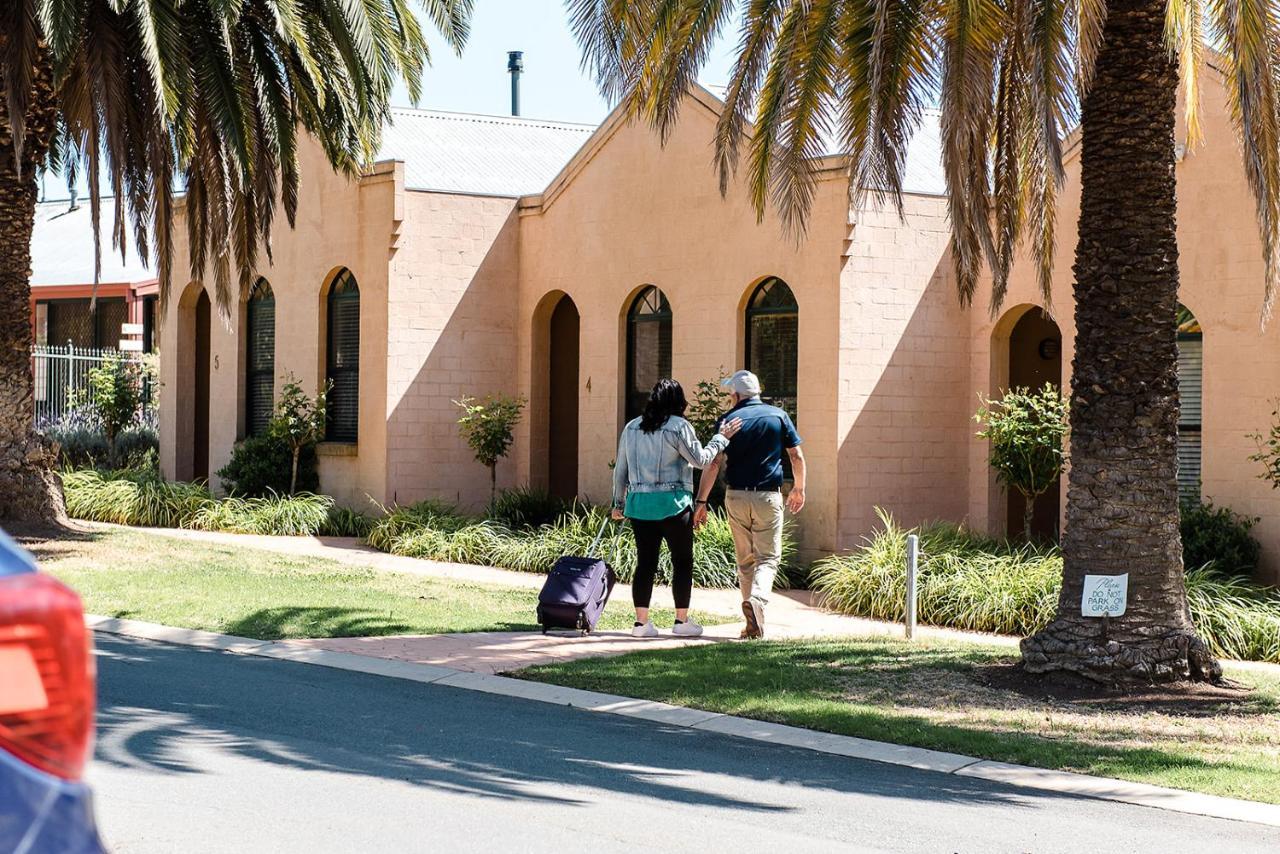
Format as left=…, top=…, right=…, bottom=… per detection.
left=905, top=534, right=919, bottom=640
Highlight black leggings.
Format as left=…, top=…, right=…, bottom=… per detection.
left=630, top=508, right=694, bottom=610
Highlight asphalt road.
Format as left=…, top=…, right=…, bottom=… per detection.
left=88, top=633, right=1280, bottom=854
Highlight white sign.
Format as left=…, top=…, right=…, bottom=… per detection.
left=118, top=339, right=144, bottom=352
left=121, top=323, right=144, bottom=335
left=1081, top=574, right=1129, bottom=617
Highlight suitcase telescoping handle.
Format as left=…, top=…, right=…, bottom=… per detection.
left=587, top=513, right=625, bottom=560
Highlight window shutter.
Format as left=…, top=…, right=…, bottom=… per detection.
left=1177, top=335, right=1203, bottom=500
left=326, top=280, right=361, bottom=442
left=246, top=292, right=275, bottom=437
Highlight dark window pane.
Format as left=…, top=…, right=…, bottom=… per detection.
left=246, top=280, right=276, bottom=437
left=625, top=287, right=672, bottom=420
left=326, top=271, right=360, bottom=442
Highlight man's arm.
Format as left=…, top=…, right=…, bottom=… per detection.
left=786, top=446, right=806, bottom=513
left=692, top=456, right=722, bottom=528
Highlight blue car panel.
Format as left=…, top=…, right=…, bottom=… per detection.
left=0, top=747, right=105, bottom=854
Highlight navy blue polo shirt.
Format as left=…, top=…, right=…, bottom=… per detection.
left=715, top=398, right=802, bottom=490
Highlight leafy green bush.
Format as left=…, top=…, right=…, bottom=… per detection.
left=190, top=492, right=334, bottom=536
left=216, top=433, right=318, bottom=497
left=455, top=394, right=525, bottom=501
left=485, top=487, right=572, bottom=529
left=1180, top=499, right=1261, bottom=577
left=366, top=502, right=794, bottom=589
left=975, top=385, right=1069, bottom=542
left=62, top=468, right=214, bottom=528
left=811, top=508, right=1280, bottom=662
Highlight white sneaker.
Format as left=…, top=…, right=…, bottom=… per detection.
left=631, top=621, right=659, bottom=638
left=671, top=620, right=704, bottom=638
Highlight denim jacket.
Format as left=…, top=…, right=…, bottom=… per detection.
left=611, top=416, right=729, bottom=506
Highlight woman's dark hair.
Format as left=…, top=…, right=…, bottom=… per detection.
left=639, top=379, right=688, bottom=432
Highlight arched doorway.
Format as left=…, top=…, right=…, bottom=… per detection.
left=176, top=283, right=212, bottom=482
left=1006, top=307, right=1062, bottom=540
left=547, top=295, right=580, bottom=500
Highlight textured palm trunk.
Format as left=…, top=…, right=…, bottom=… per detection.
left=1020, top=0, right=1219, bottom=682
left=0, top=49, right=66, bottom=523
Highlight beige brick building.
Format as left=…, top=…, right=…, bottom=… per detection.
left=159, top=73, right=1280, bottom=584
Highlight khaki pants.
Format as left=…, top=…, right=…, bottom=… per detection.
left=724, top=490, right=784, bottom=604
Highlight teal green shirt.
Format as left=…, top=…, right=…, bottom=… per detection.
left=624, top=489, right=693, bottom=521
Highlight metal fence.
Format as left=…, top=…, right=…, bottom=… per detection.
left=32, top=344, right=152, bottom=429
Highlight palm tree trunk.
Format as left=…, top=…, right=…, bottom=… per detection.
left=0, top=49, right=65, bottom=524
left=1021, top=0, right=1219, bottom=683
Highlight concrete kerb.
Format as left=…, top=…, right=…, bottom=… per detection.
left=86, top=614, right=1280, bottom=829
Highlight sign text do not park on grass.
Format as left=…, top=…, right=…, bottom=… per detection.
left=1081, top=574, right=1129, bottom=617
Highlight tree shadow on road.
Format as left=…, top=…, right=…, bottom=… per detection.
left=89, top=634, right=1130, bottom=819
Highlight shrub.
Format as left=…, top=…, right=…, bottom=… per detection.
left=81, top=354, right=146, bottom=465
left=974, top=384, right=1069, bottom=542
left=485, top=487, right=572, bottom=529
left=811, top=508, right=1280, bottom=662
left=455, top=393, right=525, bottom=501
left=45, top=412, right=158, bottom=470
left=1180, top=498, right=1261, bottom=577
left=189, top=492, right=334, bottom=536
left=217, top=433, right=318, bottom=497
left=270, top=378, right=328, bottom=494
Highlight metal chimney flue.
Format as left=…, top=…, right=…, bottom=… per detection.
left=507, top=51, right=524, bottom=116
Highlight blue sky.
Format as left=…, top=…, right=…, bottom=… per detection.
left=401, top=0, right=738, bottom=123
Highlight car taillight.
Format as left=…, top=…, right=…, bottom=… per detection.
left=0, top=573, right=95, bottom=780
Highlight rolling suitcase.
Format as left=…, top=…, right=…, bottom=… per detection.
left=536, top=515, right=620, bottom=634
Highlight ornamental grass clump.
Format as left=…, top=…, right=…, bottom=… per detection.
left=812, top=508, right=1280, bottom=662
left=189, top=492, right=334, bottom=536
left=364, top=502, right=793, bottom=590
left=62, top=468, right=213, bottom=528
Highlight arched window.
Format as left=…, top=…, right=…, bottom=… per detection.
left=325, top=269, right=360, bottom=442
left=745, top=276, right=799, bottom=419
left=625, top=286, right=672, bottom=420
left=245, top=278, right=275, bottom=437
left=1177, top=304, right=1203, bottom=501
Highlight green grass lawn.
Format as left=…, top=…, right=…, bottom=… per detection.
left=518, top=638, right=1280, bottom=804
left=26, top=528, right=729, bottom=639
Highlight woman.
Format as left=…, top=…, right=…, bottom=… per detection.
left=611, top=379, right=741, bottom=637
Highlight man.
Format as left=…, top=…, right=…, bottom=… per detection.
left=693, top=370, right=805, bottom=638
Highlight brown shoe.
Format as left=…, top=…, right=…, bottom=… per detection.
left=741, top=598, right=765, bottom=639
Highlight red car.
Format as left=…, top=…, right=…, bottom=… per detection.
left=0, top=527, right=106, bottom=853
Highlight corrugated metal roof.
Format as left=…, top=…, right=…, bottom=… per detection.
left=30, top=200, right=155, bottom=286
left=377, top=107, right=596, bottom=196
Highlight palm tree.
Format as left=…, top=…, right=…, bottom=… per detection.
left=567, top=0, right=1275, bottom=684
left=0, top=0, right=473, bottom=523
